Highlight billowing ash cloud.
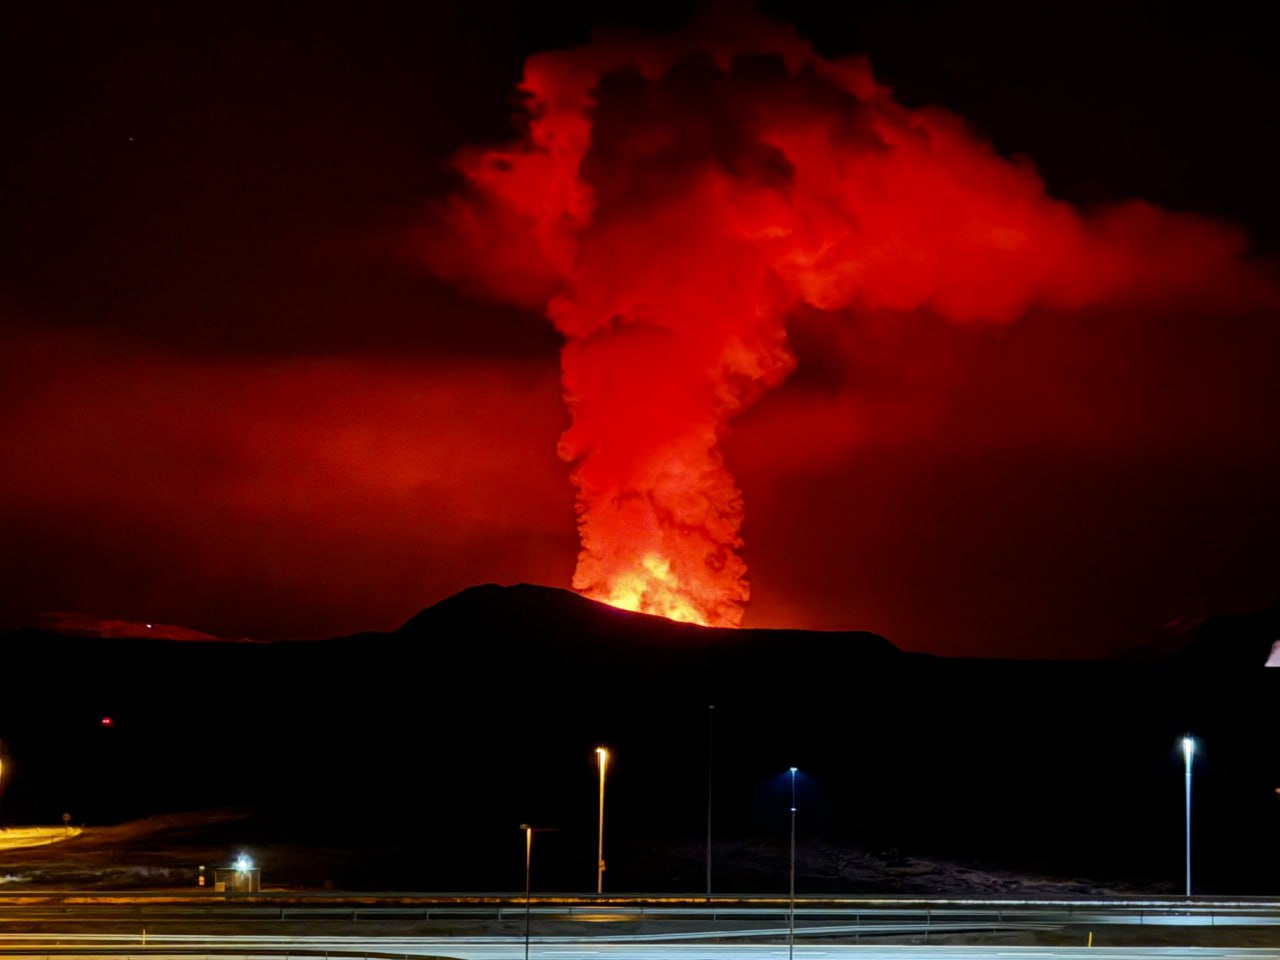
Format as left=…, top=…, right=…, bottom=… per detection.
left=423, top=13, right=1271, bottom=628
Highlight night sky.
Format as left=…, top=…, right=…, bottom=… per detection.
left=3, top=0, right=1278, bottom=656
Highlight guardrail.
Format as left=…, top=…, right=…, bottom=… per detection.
left=2, top=895, right=1280, bottom=930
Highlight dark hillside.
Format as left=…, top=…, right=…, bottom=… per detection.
left=2, top=585, right=1278, bottom=894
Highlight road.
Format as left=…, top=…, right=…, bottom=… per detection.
left=1, top=943, right=1279, bottom=960
left=2, top=895, right=1279, bottom=930
left=0, top=826, right=83, bottom=851
left=1, top=896, right=1278, bottom=960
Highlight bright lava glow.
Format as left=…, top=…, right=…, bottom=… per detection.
left=598, top=553, right=711, bottom=626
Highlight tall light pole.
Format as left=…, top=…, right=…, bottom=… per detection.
left=596, top=746, right=609, bottom=894
left=519, top=824, right=554, bottom=960
left=706, top=705, right=714, bottom=898
left=1182, top=735, right=1195, bottom=897
left=521, top=824, right=533, bottom=960
left=788, top=766, right=797, bottom=960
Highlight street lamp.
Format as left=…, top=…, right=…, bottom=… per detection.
left=788, top=766, right=797, bottom=960
left=596, top=746, right=609, bottom=894
left=519, top=824, right=556, bottom=960
left=1182, top=735, right=1195, bottom=897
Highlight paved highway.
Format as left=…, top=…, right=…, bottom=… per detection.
left=2, top=894, right=1279, bottom=916
left=2, top=896, right=1279, bottom=931
left=2, top=896, right=1278, bottom=960
left=0, top=944, right=1279, bottom=960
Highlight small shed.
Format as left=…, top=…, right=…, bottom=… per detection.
left=213, top=866, right=261, bottom=893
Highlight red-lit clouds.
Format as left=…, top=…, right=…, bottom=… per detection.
left=426, top=13, right=1274, bottom=628
left=4, top=11, right=1277, bottom=658
left=0, top=331, right=575, bottom=639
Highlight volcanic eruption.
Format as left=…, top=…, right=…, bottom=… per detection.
left=424, top=13, right=1266, bottom=627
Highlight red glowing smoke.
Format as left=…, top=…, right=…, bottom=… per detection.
left=425, top=15, right=1268, bottom=627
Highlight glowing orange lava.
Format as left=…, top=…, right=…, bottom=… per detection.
left=596, top=552, right=712, bottom=626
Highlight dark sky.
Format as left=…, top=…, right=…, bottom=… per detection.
left=3, top=0, right=1278, bottom=656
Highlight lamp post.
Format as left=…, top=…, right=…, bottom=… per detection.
left=519, top=824, right=556, bottom=960
left=1182, top=735, right=1195, bottom=897
left=521, top=824, right=534, bottom=960
left=596, top=746, right=609, bottom=894
left=788, top=766, right=797, bottom=960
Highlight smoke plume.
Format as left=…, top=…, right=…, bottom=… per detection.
left=424, top=14, right=1268, bottom=627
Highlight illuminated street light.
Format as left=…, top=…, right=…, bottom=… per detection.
left=595, top=746, right=609, bottom=893
left=788, top=766, right=798, bottom=960
left=518, top=824, right=558, bottom=960
left=1182, top=735, right=1195, bottom=897
left=520, top=824, right=534, bottom=960
left=235, top=854, right=253, bottom=874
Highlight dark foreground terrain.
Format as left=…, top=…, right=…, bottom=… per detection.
left=2, top=585, right=1278, bottom=895
left=0, top=808, right=1145, bottom=895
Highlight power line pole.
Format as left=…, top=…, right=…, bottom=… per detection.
left=706, top=704, right=714, bottom=899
